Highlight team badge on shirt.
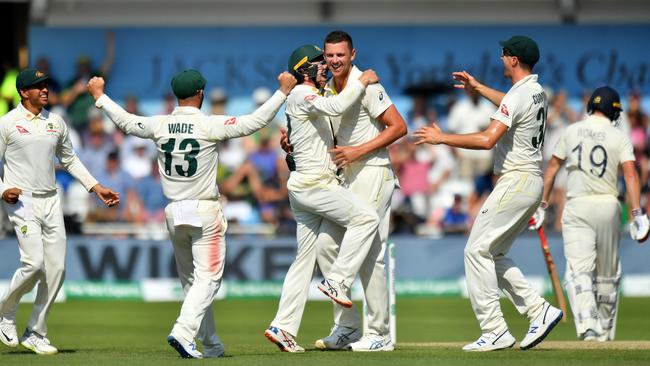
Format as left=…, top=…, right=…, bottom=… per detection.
left=46, top=122, right=57, bottom=133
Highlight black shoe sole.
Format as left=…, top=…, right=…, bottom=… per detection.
left=520, top=311, right=563, bottom=350
left=167, top=335, right=198, bottom=358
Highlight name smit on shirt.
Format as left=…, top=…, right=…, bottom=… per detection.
left=168, top=123, right=194, bottom=134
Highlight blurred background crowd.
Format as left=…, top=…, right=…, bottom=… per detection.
left=2, top=36, right=648, bottom=240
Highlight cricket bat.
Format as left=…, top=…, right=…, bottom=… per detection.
left=533, top=223, right=568, bottom=322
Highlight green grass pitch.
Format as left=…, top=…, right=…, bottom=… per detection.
left=1, top=297, right=649, bottom=365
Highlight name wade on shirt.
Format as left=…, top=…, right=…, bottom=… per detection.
left=168, top=122, right=194, bottom=134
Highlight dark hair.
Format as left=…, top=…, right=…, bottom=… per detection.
left=324, top=30, right=353, bottom=52
left=108, top=150, right=120, bottom=161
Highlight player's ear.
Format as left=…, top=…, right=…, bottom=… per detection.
left=18, top=88, right=28, bottom=99
left=350, top=48, right=356, bottom=62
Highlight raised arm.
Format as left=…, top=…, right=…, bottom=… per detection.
left=208, top=72, right=296, bottom=140
left=453, top=71, right=506, bottom=107
left=307, top=70, right=378, bottom=116
left=88, top=77, right=156, bottom=139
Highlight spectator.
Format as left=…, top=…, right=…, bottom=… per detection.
left=86, top=151, right=135, bottom=222
left=209, top=87, right=228, bottom=115
left=79, top=109, right=115, bottom=176
left=123, top=138, right=153, bottom=180
left=0, top=62, right=19, bottom=115
left=441, top=194, right=469, bottom=234
left=133, top=159, right=167, bottom=223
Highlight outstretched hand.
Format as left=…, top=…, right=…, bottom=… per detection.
left=413, top=123, right=444, bottom=145
left=452, top=71, right=481, bottom=96
left=91, top=184, right=120, bottom=207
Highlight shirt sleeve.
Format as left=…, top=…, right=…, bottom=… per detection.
left=552, top=130, right=568, bottom=160
left=56, top=118, right=98, bottom=191
left=491, top=92, right=518, bottom=128
left=301, top=80, right=365, bottom=117
left=619, top=133, right=636, bottom=163
left=95, top=94, right=158, bottom=139
left=207, top=90, right=287, bottom=140
left=0, top=121, right=8, bottom=194
left=362, top=83, right=393, bottom=119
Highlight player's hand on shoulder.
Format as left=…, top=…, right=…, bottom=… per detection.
left=630, top=211, right=650, bottom=244
left=87, top=77, right=106, bottom=100
left=359, top=69, right=379, bottom=86
left=277, top=72, right=298, bottom=96
left=1, top=188, right=22, bottom=204
left=414, top=122, right=443, bottom=145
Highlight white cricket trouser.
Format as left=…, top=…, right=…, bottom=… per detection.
left=464, top=171, right=546, bottom=335
left=166, top=199, right=226, bottom=346
left=562, top=196, right=620, bottom=339
left=316, top=164, right=395, bottom=336
left=271, top=173, right=378, bottom=337
left=0, top=191, right=66, bottom=337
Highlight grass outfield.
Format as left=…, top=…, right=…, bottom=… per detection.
left=1, top=297, right=649, bottom=365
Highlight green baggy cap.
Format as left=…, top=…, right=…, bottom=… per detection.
left=16, top=69, right=50, bottom=90
left=499, top=35, right=540, bottom=68
left=171, top=69, right=206, bottom=99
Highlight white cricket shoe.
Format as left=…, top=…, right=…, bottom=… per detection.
left=20, top=330, right=58, bottom=355
left=348, top=333, right=394, bottom=352
left=317, top=278, right=353, bottom=308
left=520, top=302, right=563, bottom=350
left=314, top=324, right=361, bottom=350
left=462, top=329, right=516, bottom=352
left=167, top=334, right=202, bottom=358
left=203, top=342, right=225, bottom=358
left=264, top=326, right=305, bottom=353
left=0, top=317, right=18, bottom=347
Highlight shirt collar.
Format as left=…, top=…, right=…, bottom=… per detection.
left=511, top=74, right=538, bottom=91
left=328, top=65, right=362, bottom=94
left=17, top=102, right=48, bottom=121
left=172, top=106, right=202, bottom=116
left=588, top=114, right=612, bottom=124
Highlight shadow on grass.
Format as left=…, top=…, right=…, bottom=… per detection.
left=2, top=349, right=77, bottom=355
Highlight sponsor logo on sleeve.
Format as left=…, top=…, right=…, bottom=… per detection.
left=304, top=94, right=317, bottom=102
left=16, top=125, right=29, bottom=134
left=379, top=91, right=384, bottom=101
left=224, top=117, right=237, bottom=126
left=500, top=104, right=509, bottom=117
left=137, top=122, right=145, bottom=130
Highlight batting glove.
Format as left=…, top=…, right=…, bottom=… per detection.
left=528, top=201, right=547, bottom=231
left=630, top=209, right=650, bottom=243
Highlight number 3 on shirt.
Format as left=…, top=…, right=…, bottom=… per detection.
left=532, top=107, right=547, bottom=149
left=161, top=138, right=200, bottom=177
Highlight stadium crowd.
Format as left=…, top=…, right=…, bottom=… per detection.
left=1, top=47, right=648, bottom=238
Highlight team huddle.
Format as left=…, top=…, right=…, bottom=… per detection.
left=0, top=30, right=647, bottom=357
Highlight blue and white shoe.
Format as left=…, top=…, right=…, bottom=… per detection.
left=317, top=279, right=353, bottom=308
left=0, top=317, right=18, bottom=347
left=520, top=302, right=563, bottom=350
left=348, top=333, right=394, bottom=352
left=167, top=334, right=202, bottom=358
left=315, top=324, right=361, bottom=350
left=462, top=329, right=516, bottom=352
left=264, top=326, right=305, bottom=353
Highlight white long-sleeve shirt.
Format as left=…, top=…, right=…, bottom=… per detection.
left=95, top=91, right=287, bottom=201
left=0, top=103, right=98, bottom=195
left=285, top=80, right=366, bottom=179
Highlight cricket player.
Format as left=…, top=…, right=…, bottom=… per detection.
left=264, top=45, right=382, bottom=352
left=0, top=69, right=119, bottom=355
left=87, top=70, right=296, bottom=358
left=529, top=86, right=649, bottom=341
left=415, top=35, right=563, bottom=351
left=309, top=30, right=407, bottom=352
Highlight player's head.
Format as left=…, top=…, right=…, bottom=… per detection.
left=288, top=44, right=327, bottom=86
left=16, top=68, right=50, bottom=109
left=171, top=69, right=206, bottom=107
left=587, top=86, right=623, bottom=123
left=498, top=35, right=539, bottom=77
left=324, top=30, right=356, bottom=80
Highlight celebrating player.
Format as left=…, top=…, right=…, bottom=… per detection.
left=0, top=69, right=119, bottom=355
left=529, top=86, right=649, bottom=341
left=309, top=30, right=407, bottom=352
left=415, top=35, right=563, bottom=351
left=88, top=70, right=296, bottom=358
left=265, top=44, right=382, bottom=352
